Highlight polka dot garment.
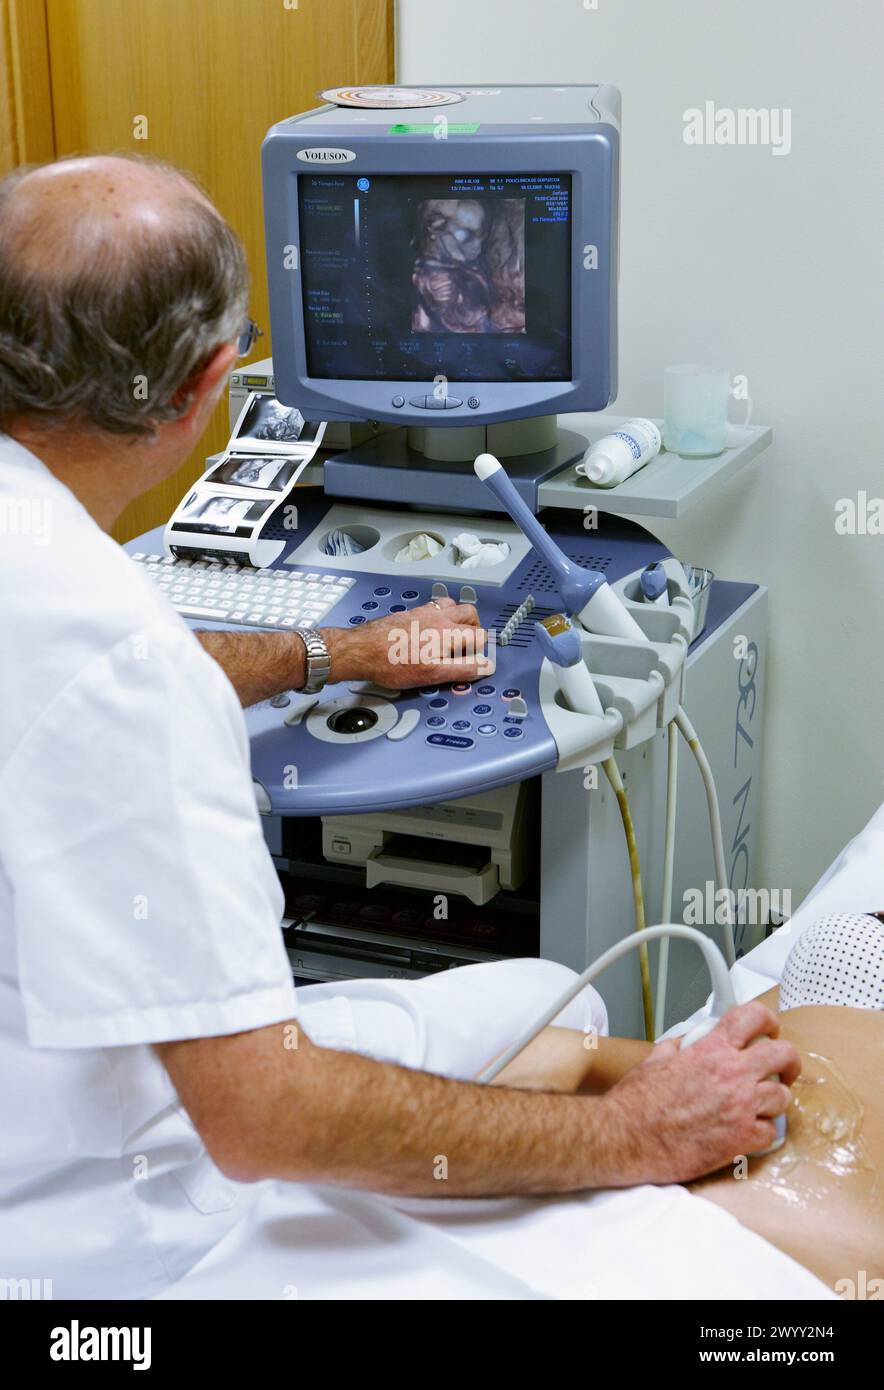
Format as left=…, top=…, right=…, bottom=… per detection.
left=780, top=912, right=884, bottom=1011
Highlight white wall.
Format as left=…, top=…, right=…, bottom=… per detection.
left=397, top=0, right=884, bottom=902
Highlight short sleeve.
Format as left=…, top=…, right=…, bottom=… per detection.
left=0, top=623, right=297, bottom=1047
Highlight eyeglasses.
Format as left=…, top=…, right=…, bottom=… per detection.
left=236, top=318, right=264, bottom=358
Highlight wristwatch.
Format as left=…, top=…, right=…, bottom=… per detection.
left=295, top=627, right=331, bottom=694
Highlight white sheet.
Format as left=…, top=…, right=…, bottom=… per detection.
left=160, top=1178, right=831, bottom=1302
left=159, top=1183, right=543, bottom=1301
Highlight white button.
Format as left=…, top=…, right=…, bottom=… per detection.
left=387, top=709, right=420, bottom=742
left=176, top=604, right=229, bottom=620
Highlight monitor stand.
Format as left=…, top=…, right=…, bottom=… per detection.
left=322, top=417, right=589, bottom=515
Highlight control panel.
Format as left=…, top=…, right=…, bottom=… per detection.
left=129, top=492, right=754, bottom=818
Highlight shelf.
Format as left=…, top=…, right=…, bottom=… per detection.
left=538, top=415, right=772, bottom=520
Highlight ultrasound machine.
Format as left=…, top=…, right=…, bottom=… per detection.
left=129, top=86, right=771, bottom=1037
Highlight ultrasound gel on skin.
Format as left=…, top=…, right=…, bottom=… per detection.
left=578, top=418, right=662, bottom=488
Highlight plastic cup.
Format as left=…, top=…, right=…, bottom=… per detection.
left=663, top=365, right=730, bottom=457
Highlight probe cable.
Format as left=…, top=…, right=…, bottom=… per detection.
left=674, top=706, right=737, bottom=967
left=477, top=923, right=735, bottom=1084
left=654, top=721, right=679, bottom=1035
left=602, top=756, right=655, bottom=1041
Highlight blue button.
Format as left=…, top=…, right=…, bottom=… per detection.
left=426, top=715, right=446, bottom=728
left=502, top=688, right=521, bottom=701
left=477, top=723, right=497, bottom=736
left=361, top=601, right=379, bottom=611
left=427, top=733, right=475, bottom=750
left=401, top=589, right=419, bottom=600
left=472, top=703, right=493, bottom=716
left=477, top=684, right=496, bottom=695
left=419, top=687, right=439, bottom=698
left=451, top=719, right=472, bottom=731
left=503, top=726, right=524, bottom=740
left=428, top=697, right=448, bottom=710
left=389, top=603, right=406, bottom=613
left=349, top=616, right=366, bottom=625
left=450, top=682, right=472, bottom=695
left=373, top=586, right=392, bottom=597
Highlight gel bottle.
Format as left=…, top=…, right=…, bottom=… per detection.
left=579, top=418, right=662, bottom=487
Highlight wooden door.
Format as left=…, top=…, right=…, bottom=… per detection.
left=0, top=0, right=394, bottom=539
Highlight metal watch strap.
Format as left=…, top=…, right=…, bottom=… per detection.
left=296, top=627, right=331, bottom=694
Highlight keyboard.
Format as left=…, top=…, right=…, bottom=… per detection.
left=131, top=553, right=355, bottom=630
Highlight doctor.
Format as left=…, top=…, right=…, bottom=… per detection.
left=0, top=155, right=799, bottom=1299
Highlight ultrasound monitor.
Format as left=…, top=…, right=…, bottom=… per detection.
left=262, top=86, right=620, bottom=428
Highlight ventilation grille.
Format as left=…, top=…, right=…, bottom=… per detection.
left=516, top=552, right=612, bottom=595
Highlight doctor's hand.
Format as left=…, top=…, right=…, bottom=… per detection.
left=597, top=1002, right=801, bottom=1185
left=324, top=597, right=493, bottom=690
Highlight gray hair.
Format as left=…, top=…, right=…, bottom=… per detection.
left=0, top=153, right=248, bottom=437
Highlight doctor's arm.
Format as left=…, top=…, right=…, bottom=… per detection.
left=196, top=598, right=489, bottom=707
left=155, top=1003, right=797, bottom=1195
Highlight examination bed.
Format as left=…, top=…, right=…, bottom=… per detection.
left=161, top=804, right=884, bottom=1301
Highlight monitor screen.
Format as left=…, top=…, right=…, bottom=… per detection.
left=297, top=173, right=572, bottom=384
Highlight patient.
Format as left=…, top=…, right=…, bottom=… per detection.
left=487, top=912, right=884, bottom=1295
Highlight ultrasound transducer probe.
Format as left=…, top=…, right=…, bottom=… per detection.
left=473, top=453, right=645, bottom=640
left=534, top=613, right=605, bottom=718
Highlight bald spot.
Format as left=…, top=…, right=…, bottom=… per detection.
left=2, top=156, right=213, bottom=279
